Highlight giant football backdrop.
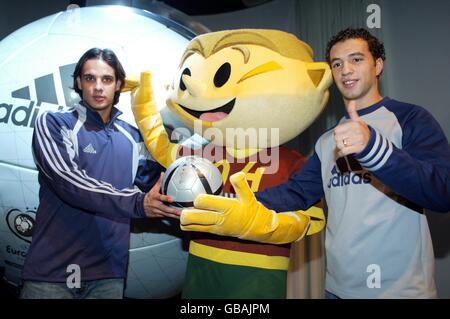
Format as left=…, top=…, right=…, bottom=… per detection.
left=0, top=5, right=195, bottom=298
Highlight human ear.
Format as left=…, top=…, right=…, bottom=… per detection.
left=115, top=80, right=122, bottom=91
left=375, top=58, right=384, bottom=77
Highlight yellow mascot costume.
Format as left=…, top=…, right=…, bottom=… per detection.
left=126, top=29, right=332, bottom=298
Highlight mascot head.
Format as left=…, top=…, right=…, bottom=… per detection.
left=167, top=29, right=332, bottom=150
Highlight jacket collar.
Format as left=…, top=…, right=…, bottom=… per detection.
left=343, top=97, right=391, bottom=118
left=76, top=101, right=122, bottom=127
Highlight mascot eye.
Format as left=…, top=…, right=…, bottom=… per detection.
left=214, top=62, right=231, bottom=88
left=179, top=68, right=191, bottom=91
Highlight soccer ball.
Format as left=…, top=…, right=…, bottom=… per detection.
left=0, top=5, right=202, bottom=299
left=162, top=156, right=223, bottom=208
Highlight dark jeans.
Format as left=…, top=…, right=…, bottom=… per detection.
left=20, top=278, right=124, bottom=299
left=325, top=290, right=341, bottom=299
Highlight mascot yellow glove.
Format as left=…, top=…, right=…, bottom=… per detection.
left=301, top=206, right=326, bottom=236
left=181, top=172, right=311, bottom=244
left=123, top=71, right=178, bottom=168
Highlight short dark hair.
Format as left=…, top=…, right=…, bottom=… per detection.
left=326, top=28, right=386, bottom=65
left=72, top=48, right=126, bottom=106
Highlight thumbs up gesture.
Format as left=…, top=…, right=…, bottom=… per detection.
left=333, top=101, right=371, bottom=157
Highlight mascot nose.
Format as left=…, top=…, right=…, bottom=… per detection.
left=182, top=74, right=206, bottom=97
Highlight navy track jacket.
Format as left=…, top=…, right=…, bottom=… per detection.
left=22, top=103, right=163, bottom=282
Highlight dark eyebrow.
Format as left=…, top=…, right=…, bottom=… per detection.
left=330, top=58, right=341, bottom=64
left=331, top=52, right=365, bottom=64
left=349, top=52, right=365, bottom=57
left=82, top=74, right=114, bottom=79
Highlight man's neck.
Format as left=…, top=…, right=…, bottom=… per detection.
left=82, top=101, right=112, bottom=124
left=345, top=95, right=383, bottom=111
left=97, top=108, right=112, bottom=124
left=345, top=85, right=383, bottom=111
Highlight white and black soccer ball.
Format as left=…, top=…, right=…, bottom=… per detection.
left=162, top=156, right=223, bottom=208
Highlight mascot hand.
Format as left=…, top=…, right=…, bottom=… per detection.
left=181, top=172, right=311, bottom=244
left=124, top=71, right=158, bottom=121
left=123, top=71, right=178, bottom=168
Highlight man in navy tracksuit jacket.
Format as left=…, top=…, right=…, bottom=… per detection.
left=20, top=48, right=180, bottom=299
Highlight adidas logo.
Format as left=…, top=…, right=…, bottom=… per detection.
left=327, top=161, right=371, bottom=189
left=82, top=143, right=97, bottom=154
left=1, top=62, right=78, bottom=129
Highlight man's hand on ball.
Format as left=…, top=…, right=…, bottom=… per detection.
left=144, top=173, right=181, bottom=219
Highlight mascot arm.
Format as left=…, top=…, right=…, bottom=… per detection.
left=181, top=172, right=314, bottom=244
left=123, top=71, right=179, bottom=169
